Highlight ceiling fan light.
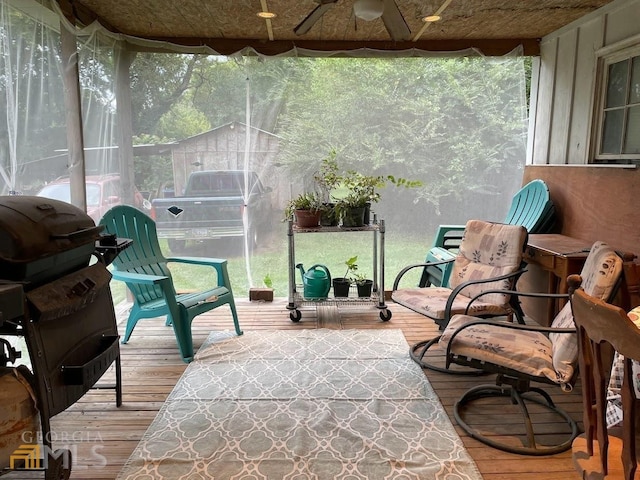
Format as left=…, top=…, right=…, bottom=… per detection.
left=353, top=0, right=384, bottom=21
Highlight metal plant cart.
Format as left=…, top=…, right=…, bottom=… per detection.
left=286, top=217, right=391, bottom=322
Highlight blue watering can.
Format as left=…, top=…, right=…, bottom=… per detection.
left=296, top=263, right=331, bottom=299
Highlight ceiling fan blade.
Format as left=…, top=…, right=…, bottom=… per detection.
left=294, top=2, right=337, bottom=36
left=381, top=0, right=411, bottom=41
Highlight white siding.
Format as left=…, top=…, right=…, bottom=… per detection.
left=529, top=0, right=640, bottom=165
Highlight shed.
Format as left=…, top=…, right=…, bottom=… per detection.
left=168, top=122, right=287, bottom=208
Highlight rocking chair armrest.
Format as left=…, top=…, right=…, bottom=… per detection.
left=444, top=267, right=528, bottom=317
left=392, top=258, right=455, bottom=290
left=111, top=270, right=169, bottom=284
left=463, top=288, right=569, bottom=315
left=445, top=317, right=576, bottom=359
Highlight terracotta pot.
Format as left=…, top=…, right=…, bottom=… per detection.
left=294, top=209, right=321, bottom=228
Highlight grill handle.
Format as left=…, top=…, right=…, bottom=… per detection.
left=50, top=225, right=104, bottom=242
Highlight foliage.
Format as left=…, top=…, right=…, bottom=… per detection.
left=283, top=192, right=322, bottom=220
left=263, top=274, right=273, bottom=289
left=130, top=53, right=205, bottom=135
left=313, top=149, right=340, bottom=202
left=342, top=255, right=359, bottom=282
left=337, top=255, right=369, bottom=285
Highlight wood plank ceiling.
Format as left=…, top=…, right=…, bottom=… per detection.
left=57, top=0, right=615, bottom=55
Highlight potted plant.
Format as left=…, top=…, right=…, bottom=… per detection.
left=342, top=170, right=422, bottom=225
left=341, top=255, right=373, bottom=297
left=352, top=273, right=374, bottom=298
left=313, top=150, right=341, bottom=226
left=284, top=192, right=322, bottom=228
left=333, top=255, right=358, bottom=297
left=335, top=192, right=368, bottom=227
left=249, top=274, right=274, bottom=302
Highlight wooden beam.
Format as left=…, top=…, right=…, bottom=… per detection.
left=59, top=18, right=87, bottom=211
left=126, top=37, right=540, bottom=56
left=115, top=48, right=137, bottom=206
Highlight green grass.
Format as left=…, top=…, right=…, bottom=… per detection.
left=108, top=228, right=431, bottom=304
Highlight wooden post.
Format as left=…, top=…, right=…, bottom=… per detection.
left=115, top=47, right=136, bottom=206
left=59, top=20, right=86, bottom=211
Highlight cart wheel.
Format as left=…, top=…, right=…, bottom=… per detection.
left=290, top=310, right=302, bottom=322
left=380, top=309, right=392, bottom=321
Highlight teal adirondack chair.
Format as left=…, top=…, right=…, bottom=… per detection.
left=420, top=179, right=556, bottom=288
left=100, top=205, right=242, bottom=363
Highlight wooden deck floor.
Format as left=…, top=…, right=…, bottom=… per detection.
left=39, top=299, right=582, bottom=480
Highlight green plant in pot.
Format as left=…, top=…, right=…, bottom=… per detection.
left=342, top=170, right=422, bottom=225
left=284, top=192, right=322, bottom=228
left=333, top=255, right=358, bottom=297
left=335, top=192, right=368, bottom=228
left=341, top=171, right=382, bottom=226
left=352, top=272, right=374, bottom=298
left=313, top=150, right=341, bottom=226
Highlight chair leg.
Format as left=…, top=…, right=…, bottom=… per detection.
left=229, top=300, right=243, bottom=336
left=454, top=383, right=579, bottom=455
left=409, top=336, right=487, bottom=375
left=170, top=309, right=194, bottom=363
left=115, top=354, right=122, bottom=408
left=122, top=313, right=140, bottom=344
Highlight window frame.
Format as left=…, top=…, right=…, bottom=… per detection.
left=591, top=38, right=640, bottom=164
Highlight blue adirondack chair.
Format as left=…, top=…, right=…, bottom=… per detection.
left=421, top=179, right=555, bottom=288
left=100, top=205, right=243, bottom=363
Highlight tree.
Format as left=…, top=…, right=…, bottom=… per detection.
left=130, top=53, right=204, bottom=135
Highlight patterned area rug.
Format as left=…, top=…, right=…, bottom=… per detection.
left=117, top=329, right=482, bottom=480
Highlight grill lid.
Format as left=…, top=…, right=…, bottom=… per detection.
left=0, top=196, right=104, bottom=283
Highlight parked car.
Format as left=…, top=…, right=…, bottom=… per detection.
left=36, top=174, right=149, bottom=224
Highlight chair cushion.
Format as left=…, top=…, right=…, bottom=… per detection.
left=548, top=241, right=623, bottom=383
left=440, top=315, right=558, bottom=382
left=449, top=220, right=527, bottom=306
left=391, top=287, right=511, bottom=321
left=441, top=241, right=623, bottom=388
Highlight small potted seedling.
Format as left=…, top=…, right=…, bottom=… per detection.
left=333, top=256, right=357, bottom=297
left=249, top=273, right=274, bottom=302
left=352, top=272, right=374, bottom=298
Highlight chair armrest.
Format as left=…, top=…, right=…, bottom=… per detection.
left=111, top=270, right=169, bottom=284
left=463, top=288, right=569, bottom=315
left=444, top=268, right=528, bottom=317
left=166, top=256, right=230, bottom=288
left=432, top=225, right=465, bottom=250
left=392, top=258, right=455, bottom=290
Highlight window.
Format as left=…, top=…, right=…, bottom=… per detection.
left=593, top=43, right=640, bottom=162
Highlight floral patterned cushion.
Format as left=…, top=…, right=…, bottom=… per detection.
left=450, top=220, right=528, bottom=305
left=391, top=287, right=512, bottom=320
left=548, top=241, right=623, bottom=383
left=392, top=220, right=527, bottom=322
left=440, top=315, right=557, bottom=381
left=440, top=241, right=623, bottom=389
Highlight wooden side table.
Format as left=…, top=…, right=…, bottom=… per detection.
left=523, top=234, right=592, bottom=323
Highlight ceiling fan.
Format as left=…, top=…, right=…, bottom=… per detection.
left=294, top=0, right=411, bottom=41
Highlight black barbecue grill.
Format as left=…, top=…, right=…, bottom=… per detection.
left=0, top=196, right=125, bottom=480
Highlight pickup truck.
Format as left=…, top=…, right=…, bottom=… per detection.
left=150, top=170, right=273, bottom=252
